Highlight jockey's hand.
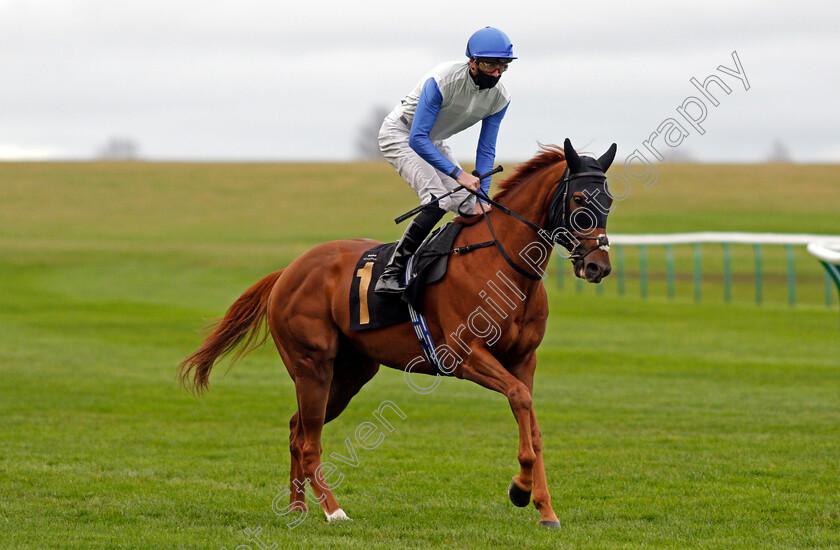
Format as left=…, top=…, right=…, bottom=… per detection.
left=472, top=202, right=492, bottom=215
left=456, top=171, right=481, bottom=192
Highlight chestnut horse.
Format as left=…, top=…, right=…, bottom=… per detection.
left=179, top=138, right=617, bottom=529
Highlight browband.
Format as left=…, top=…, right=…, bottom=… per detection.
left=565, top=171, right=607, bottom=181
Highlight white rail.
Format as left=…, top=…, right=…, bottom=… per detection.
left=564, top=232, right=840, bottom=309
left=611, top=232, right=839, bottom=246
left=807, top=241, right=840, bottom=265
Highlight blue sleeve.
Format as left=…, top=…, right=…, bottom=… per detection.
left=408, top=77, right=462, bottom=179
left=475, top=102, right=509, bottom=199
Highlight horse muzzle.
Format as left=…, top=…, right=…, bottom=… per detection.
left=574, top=255, right=611, bottom=283
left=570, top=233, right=612, bottom=284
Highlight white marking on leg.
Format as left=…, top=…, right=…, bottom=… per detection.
left=325, top=508, right=351, bottom=522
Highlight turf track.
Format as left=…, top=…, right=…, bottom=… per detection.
left=0, top=161, right=838, bottom=549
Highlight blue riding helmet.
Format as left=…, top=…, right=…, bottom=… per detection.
left=465, top=27, right=517, bottom=60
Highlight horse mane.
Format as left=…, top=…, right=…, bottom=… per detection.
left=492, top=143, right=566, bottom=202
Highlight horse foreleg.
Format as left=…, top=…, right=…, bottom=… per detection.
left=527, top=409, right=560, bottom=527
left=510, top=355, right=560, bottom=528
left=509, top=384, right=537, bottom=493
left=458, top=351, right=537, bottom=500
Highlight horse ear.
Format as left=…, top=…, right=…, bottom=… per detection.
left=564, top=138, right=581, bottom=172
left=597, top=143, right=618, bottom=172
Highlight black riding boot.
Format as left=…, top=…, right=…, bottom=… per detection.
left=374, top=204, right=446, bottom=294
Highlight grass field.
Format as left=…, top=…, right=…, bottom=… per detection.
left=1, top=160, right=838, bottom=549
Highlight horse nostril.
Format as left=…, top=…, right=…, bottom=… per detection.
left=585, top=262, right=601, bottom=279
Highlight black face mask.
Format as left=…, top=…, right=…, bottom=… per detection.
left=470, top=67, right=501, bottom=90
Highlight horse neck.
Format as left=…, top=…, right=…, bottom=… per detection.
left=487, top=162, right=566, bottom=278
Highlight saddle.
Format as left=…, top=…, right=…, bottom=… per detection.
left=348, top=222, right=465, bottom=331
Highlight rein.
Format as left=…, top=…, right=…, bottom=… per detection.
left=473, top=199, right=544, bottom=281
left=451, top=167, right=611, bottom=279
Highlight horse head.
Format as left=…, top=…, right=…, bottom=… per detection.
left=547, top=138, right=617, bottom=283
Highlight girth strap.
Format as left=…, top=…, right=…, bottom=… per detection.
left=404, top=255, right=449, bottom=377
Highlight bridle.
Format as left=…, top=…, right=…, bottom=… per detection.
left=459, top=166, right=611, bottom=280
left=546, top=168, right=611, bottom=263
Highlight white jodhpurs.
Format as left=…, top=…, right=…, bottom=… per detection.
left=378, top=113, right=476, bottom=215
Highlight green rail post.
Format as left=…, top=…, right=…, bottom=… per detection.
left=828, top=271, right=835, bottom=307
left=639, top=244, right=648, bottom=299
left=786, top=245, right=796, bottom=306
left=556, top=255, right=564, bottom=290
left=818, top=261, right=840, bottom=328
left=617, top=244, right=625, bottom=296
left=693, top=243, right=702, bottom=303
left=722, top=243, right=732, bottom=303
left=665, top=244, right=675, bottom=300
left=754, top=244, right=763, bottom=305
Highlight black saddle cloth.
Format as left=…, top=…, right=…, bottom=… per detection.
left=348, top=223, right=464, bottom=331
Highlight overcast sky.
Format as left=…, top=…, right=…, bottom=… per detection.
left=1, top=0, right=838, bottom=162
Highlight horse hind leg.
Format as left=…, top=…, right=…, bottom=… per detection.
left=288, top=411, right=307, bottom=512
left=288, top=340, right=381, bottom=523
left=325, top=342, right=379, bottom=424
left=286, top=349, right=377, bottom=518
left=290, top=355, right=348, bottom=522
left=287, top=343, right=379, bottom=523
left=314, top=347, right=379, bottom=522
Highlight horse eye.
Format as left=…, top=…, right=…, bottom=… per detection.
left=573, top=195, right=584, bottom=205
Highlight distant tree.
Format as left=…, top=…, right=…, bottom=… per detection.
left=96, top=137, right=140, bottom=160
left=354, top=106, right=391, bottom=160
left=663, top=148, right=695, bottom=163
left=766, top=140, right=792, bottom=163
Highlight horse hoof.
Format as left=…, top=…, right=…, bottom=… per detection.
left=539, top=520, right=561, bottom=529
left=507, top=479, right=531, bottom=507
left=325, top=508, right=352, bottom=522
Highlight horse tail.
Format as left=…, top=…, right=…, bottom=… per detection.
left=179, top=269, right=284, bottom=394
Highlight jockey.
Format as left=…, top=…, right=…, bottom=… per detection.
left=375, top=26, right=515, bottom=294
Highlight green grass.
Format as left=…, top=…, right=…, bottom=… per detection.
left=0, top=161, right=838, bottom=549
